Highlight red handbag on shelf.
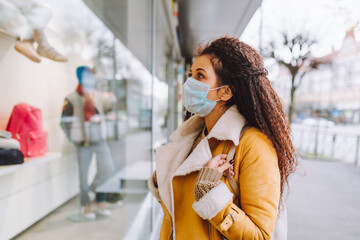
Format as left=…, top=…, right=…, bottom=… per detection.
left=6, top=103, right=48, bottom=158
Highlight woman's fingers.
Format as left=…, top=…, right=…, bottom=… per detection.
left=205, top=154, right=235, bottom=171
left=205, top=154, right=227, bottom=168
left=218, top=159, right=226, bottom=165
left=217, top=161, right=232, bottom=173
left=217, top=159, right=235, bottom=175
left=213, top=154, right=227, bottom=161
left=223, top=170, right=235, bottom=176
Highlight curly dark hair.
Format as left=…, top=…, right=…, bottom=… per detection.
left=196, top=36, right=297, bottom=203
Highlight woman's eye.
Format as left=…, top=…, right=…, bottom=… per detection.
left=188, top=72, right=204, bottom=79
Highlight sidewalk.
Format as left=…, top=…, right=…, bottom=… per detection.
left=13, top=134, right=360, bottom=239
left=288, top=159, right=360, bottom=239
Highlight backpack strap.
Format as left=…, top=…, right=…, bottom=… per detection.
left=223, top=125, right=250, bottom=198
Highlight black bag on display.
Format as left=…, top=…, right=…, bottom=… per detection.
left=0, top=149, right=24, bottom=165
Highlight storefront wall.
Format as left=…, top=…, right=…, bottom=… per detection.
left=0, top=0, right=181, bottom=239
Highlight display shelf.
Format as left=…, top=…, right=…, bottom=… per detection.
left=0, top=27, right=17, bottom=39
left=0, top=152, right=62, bottom=177
left=97, top=160, right=151, bottom=193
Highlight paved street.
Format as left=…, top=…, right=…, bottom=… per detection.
left=288, top=159, right=360, bottom=240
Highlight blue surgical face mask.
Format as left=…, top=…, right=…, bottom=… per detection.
left=182, top=77, right=226, bottom=117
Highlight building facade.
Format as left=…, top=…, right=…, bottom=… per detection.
left=272, top=28, right=360, bottom=124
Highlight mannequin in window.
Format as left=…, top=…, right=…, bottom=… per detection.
left=60, top=66, right=116, bottom=220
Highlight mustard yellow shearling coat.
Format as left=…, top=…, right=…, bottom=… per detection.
left=148, top=105, right=282, bottom=240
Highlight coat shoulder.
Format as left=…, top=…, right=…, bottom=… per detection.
left=236, top=127, right=278, bottom=168
left=240, top=127, right=275, bottom=151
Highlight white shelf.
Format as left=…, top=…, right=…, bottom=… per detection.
left=0, top=27, right=17, bottom=39
left=96, top=161, right=151, bottom=193
left=0, top=152, right=62, bottom=177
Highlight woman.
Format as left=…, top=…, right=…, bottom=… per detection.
left=148, top=37, right=297, bottom=239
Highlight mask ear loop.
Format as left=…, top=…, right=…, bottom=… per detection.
left=209, top=85, right=227, bottom=101
left=209, top=85, right=227, bottom=91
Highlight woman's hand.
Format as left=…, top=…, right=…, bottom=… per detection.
left=205, top=154, right=235, bottom=177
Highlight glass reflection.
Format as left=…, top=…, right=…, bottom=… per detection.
left=60, top=66, right=116, bottom=221
left=0, top=0, right=178, bottom=239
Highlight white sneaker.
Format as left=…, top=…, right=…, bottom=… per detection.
left=114, top=200, right=124, bottom=207
left=80, top=207, right=96, bottom=220
left=93, top=203, right=112, bottom=217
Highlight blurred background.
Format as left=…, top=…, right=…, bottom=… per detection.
left=0, top=0, right=359, bottom=239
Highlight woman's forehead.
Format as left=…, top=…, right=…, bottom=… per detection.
left=191, top=55, right=213, bottom=71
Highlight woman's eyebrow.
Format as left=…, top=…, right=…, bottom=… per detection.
left=196, top=68, right=207, bottom=73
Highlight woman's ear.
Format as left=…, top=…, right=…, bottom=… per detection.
left=220, top=86, right=233, bottom=101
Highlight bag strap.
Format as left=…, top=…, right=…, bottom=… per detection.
left=222, top=125, right=250, bottom=198
left=224, top=145, right=240, bottom=196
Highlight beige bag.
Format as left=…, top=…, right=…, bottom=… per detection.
left=223, top=126, right=287, bottom=240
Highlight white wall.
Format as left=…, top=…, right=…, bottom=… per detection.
left=0, top=1, right=98, bottom=238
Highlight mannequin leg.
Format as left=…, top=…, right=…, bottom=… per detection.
left=91, top=141, right=115, bottom=216
left=90, top=141, right=115, bottom=193
left=76, top=145, right=94, bottom=207
left=0, top=0, right=29, bottom=39
left=33, top=29, right=68, bottom=62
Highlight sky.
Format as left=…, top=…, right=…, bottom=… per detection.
left=240, top=0, right=360, bottom=57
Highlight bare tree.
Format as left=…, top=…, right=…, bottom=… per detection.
left=265, top=32, right=325, bottom=123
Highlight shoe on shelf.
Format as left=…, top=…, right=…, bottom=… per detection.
left=37, top=45, right=68, bottom=62
left=33, top=29, right=68, bottom=62
left=93, top=202, right=111, bottom=217
left=14, top=39, right=41, bottom=63
left=80, top=206, right=96, bottom=220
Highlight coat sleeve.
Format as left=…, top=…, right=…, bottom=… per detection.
left=192, top=130, right=280, bottom=240
left=147, top=171, right=162, bottom=203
